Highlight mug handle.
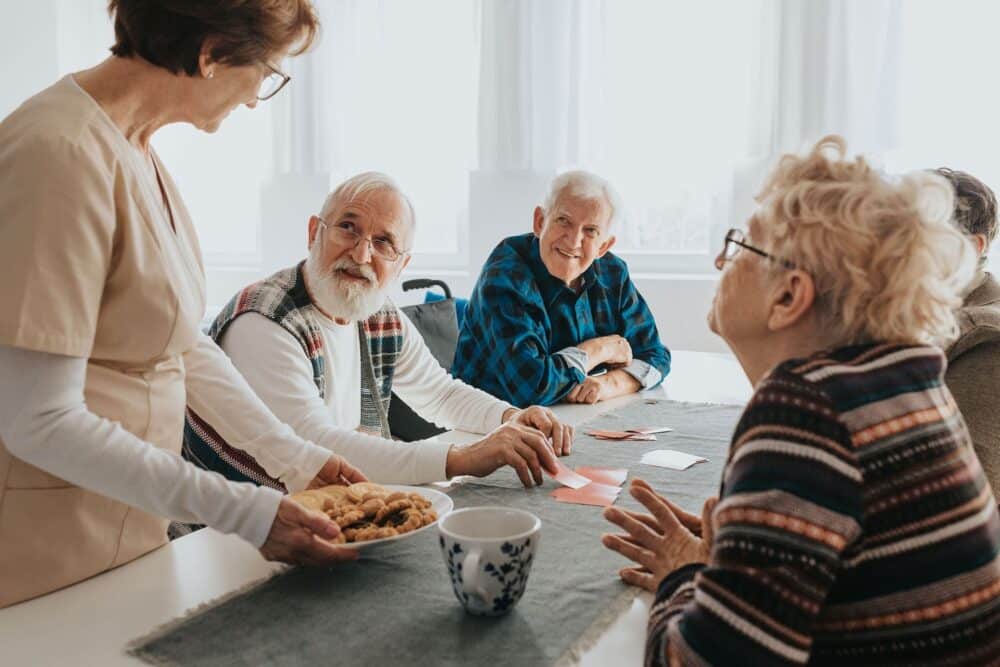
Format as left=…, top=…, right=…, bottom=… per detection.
left=461, top=548, right=490, bottom=600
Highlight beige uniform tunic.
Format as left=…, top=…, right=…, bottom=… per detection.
left=0, top=76, right=207, bottom=607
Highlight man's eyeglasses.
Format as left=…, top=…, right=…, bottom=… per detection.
left=719, top=228, right=795, bottom=269
left=318, top=218, right=408, bottom=262
left=257, top=62, right=291, bottom=101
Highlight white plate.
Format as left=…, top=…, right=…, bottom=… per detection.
left=341, top=484, right=453, bottom=549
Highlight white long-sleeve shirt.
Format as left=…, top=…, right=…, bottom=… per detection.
left=219, top=308, right=514, bottom=483
left=0, top=341, right=295, bottom=548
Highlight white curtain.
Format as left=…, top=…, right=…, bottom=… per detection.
left=477, top=0, right=607, bottom=171
left=273, top=0, right=480, bottom=257
left=752, top=0, right=903, bottom=157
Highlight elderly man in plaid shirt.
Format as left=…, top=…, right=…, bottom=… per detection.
left=454, top=171, right=671, bottom=407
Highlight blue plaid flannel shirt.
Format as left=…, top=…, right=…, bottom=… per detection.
left=453, top=233, right=671, bottom=407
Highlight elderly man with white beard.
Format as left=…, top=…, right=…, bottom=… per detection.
left=183, top=172, right=572, bottom=491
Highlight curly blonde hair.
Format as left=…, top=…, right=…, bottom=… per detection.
left=754, top=135, right=977, bottom=348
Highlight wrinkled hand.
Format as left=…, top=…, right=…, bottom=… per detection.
left=601, top=335, right=633, bottom=367
left=504, top=405, right=574, bottom=455
left=601, top=479, right=718, bottom=592
left=446, top=421, right=559, bottom=488
left=565, top=375, right=606, bottom=404
left=306, top=454, right=368, bottom=490
left=259, top=496, right=359, bottom=566
left=626, top=479, right=708, bottom=537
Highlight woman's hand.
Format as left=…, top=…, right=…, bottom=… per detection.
left=601, top=479, right=718, bottom=592
left=306, top=454, right=368, bottom=490
left=259, top=496, right=359, bottom=566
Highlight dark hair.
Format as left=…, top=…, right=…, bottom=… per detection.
left=108, top=0, right=319, bottom=75
left=935, top=167, right=998, bottom=247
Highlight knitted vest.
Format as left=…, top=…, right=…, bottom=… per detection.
left=182, top=262, right=403, bottom=491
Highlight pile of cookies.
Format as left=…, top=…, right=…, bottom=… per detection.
left=291, top=482, right=438, bottom=543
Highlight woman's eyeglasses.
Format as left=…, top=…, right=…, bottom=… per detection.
left=718, top=228, right=795, bottom=270
left=257, top=62, right=291, bottom=101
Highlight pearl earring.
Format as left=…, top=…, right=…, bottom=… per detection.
left=207, top=71, right=214, bottom=79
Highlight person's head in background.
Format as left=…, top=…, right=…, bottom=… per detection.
left=709, top=135, right=978, bottom=383
left=305, top=172, right=415, bottom=322
left=934, top=167, right=997, bottom=263
left=107, top=0, right=319, bottom=132
left=533, top=171, right=624, bottom=289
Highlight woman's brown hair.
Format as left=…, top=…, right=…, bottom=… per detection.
left=108, top=0, right=319, bottom=75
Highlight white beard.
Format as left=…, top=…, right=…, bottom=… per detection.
left=304, top=247, right=387, bottom=322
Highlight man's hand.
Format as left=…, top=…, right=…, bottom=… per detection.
left=502, top=405, right=574, bottom=455
left=446, top=421, right=559, bottom=488
left=578, top=334, right=633, bottom=369
left=306, top=454, right=368, bottom=490
left=600, top=479, right=718, bottom=592
left=566, top=375, right=606, bottom=404
left=259, top=496, right=359, bottom=566
left=565, top=370, right=642, bottom=405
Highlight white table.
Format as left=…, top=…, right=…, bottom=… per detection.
left=0, top=351, right=750, bottom=666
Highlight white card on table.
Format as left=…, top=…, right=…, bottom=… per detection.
left=640, top=449, right=708, bottom=471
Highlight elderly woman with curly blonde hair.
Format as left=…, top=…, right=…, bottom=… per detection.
left=602, top=136, right=1000, bottom=665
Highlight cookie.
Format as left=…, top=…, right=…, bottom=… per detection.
left=347, top=482, right=389, bottom=504
left=292, top=494, right=324, bottom=511
left=375, top=498, right=414, bottom=524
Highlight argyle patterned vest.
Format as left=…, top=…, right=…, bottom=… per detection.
left=182, top=262, right=402, bottom=491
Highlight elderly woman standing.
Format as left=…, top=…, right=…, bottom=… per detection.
left=603, top=137, right=1000, bottom=664
left=0, top=1, right=368, bottom=609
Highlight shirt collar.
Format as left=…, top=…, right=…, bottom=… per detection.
left=528, top=235, right=606, bottom=307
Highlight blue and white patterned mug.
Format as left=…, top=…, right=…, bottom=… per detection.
left=438, top=507, right=541, bottom=616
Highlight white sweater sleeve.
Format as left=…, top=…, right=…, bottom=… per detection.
left=220, top=314, right=453, bottom=484
left=0, top=345, right=281, bottom=548
left=392, top=310, right=512, bottom=434
left=183, top=332, right=331, bottom=493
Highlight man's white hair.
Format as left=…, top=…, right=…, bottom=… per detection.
left=543, top=170, right=623, bottom=228
left=320, top=171, right=416, bottom=237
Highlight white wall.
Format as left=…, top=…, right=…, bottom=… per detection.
left=1, top=1, right=59, bottom=119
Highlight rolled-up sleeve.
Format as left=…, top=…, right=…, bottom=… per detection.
left=621, top=358, right=663, bottom=389
left=618, top=275, right=671, bottom=387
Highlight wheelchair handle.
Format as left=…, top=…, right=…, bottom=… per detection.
left=401, top=279, right=452, bottom=300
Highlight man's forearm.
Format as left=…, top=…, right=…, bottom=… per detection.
left=601, top=369, right=642, bottom=398
left=575, top=338, right=608, bottom=371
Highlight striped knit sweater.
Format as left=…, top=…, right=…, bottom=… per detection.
left=648, top=343, right=1000, bottom=666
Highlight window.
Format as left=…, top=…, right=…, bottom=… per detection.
left=293, top=0, right=479, bottom=260
left=885, top=0, right=1000, bottom=271
left=599, top=0, right=764, bottom=267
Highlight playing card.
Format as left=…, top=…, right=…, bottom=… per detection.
left=551, top=482, right=622, bottom=507
left=627, top=426, right=674, bottom=435
left=586, top=430, right=657, bottom=441
left=640, top=449, right=708, bottom=470
left=576, top=466, right=628, bottom=486
left=550, top=459, right=591, bottom=489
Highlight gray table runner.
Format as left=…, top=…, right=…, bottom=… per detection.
left=131, top=400, right=743, bottom=666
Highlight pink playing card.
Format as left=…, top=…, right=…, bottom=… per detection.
left=551, top=482, right=622, bottom=507
left=586, top=429, right=632, bottom=438
left=576, top=466, right=628, bottom=486
left=550, top=459, right=591, bottom=489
